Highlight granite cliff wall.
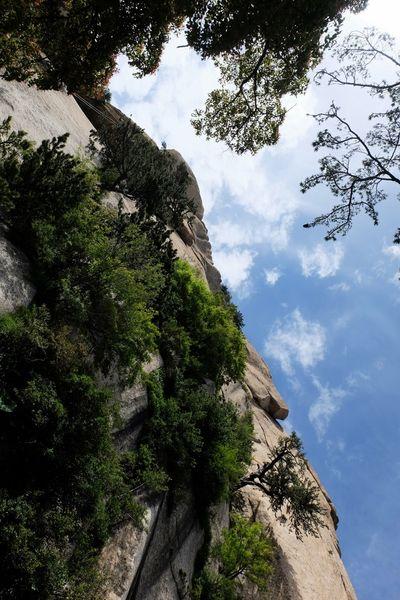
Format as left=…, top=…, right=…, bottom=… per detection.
left=0, top=78, right=356, bottom=600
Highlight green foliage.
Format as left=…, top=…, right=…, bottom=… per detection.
left=212, top=514, right=273, bottom=588
left=0, top=307, right=144, bottom=599
left=219, top=284, right=244, bottom=330
left=1, top=1, right=366, bottom=152
left=191, top=43, right=306, bottom=154
left=0, top=116, right=251, bottom=596
left=192, top=569, right=237, bottom=600
left=0, top=119, right=169, bottom=597
left=0, top=0, right=183, bottom=94
left=161, top=260, right=246, bottom=387
left=0, top=117, right=162, bottom=376
left=89, top=118, right=193, bottom=230
left=139, top=373, right=253, bottom=509
left=187, top=0, right=367, bottom=153
left=192, top=514, right=274, bottom=599
left=237, top=432, right=325, bottom=539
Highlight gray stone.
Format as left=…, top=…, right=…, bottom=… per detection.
left=102, top=191, right=136, bottom=214
left=0, top=78, right=93, bottom=154
left=99, top=497, right=162, bottom=600
left=131, top=493, right=203, bottom=600
left=0, top=234, right=35, bottom=314
left=244, top=341, right=289, bottom=420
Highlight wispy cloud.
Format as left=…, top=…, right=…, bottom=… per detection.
left=383, top=245, right=400, bottom=260
left=346, top=370, right=370, bottom=389
left=265, top=309, right=326, bottom=375
left=329, top=282, right=350, bottom=292
left=298, top=243, right=344, bottom=278
left=264, top=267, right=282, bottom=286
left=309, top=376, right=348, bottom=441
left=110, top=39, right=299, bottom=257
left=213, top=248, right=255, bottom=295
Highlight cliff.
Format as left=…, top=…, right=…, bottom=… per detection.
left=0, top=78, right=356, bottom=600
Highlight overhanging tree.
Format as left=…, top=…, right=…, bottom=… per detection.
left=189, top=0, right=367, bottom=153
left=301, top=28, right=400, bottom=242
left=236, top=432, right=325, bottom=539
left=0, top=0, right=366, bottom=152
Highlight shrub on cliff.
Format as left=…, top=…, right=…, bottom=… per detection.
left=0, top=306, right=144, bottom=599
left=134, top=373, right=253, bottom=509
left=160, top=259, right=246, bottom=388
left=192, top=514, right=274, bottom=599
left=0, top=116, right=251, bottom=596
left=89, top=118, right=193, bottom=230
left=0, top=117, right=163, bottom=376
left=0, top=118, right=168, bottom=597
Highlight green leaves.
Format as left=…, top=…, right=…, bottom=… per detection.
left=161, top=260, right=246, bottom=387
left=188, top=0, right=365, bottom=153
left=90, top=119, right=193, bottom=230
left=237, top=432, right=325, bottom=539
left=191, top=44, right=304, bottom=154
left=0, top=120, right=163, bottom=597
left=213, top=514, right=273, bottom=588
left=193, top=514, right=274, bottom=598
left=139, top=373, right=253, bottom=509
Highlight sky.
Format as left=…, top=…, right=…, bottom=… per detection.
left=110, top=3, right=400, bottom=598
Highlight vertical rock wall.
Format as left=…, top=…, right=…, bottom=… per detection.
left=0, top=78, right=356, bottom=600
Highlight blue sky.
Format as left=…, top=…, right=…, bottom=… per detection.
left=110, top=3, right=400, bottom=598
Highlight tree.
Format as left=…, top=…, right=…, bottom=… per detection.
left=89, top=116, right=193, bottom=230
left=0, top=1, right=365, bottom=150
left=236, top=433, right=325, bottom=539
left=301, top=28, right=400, bottom=243
left=0, top=0, right=183, bottom=95
left=189, top=0, right=367, bottom=153
left=192, top=514, right=273, bottom=599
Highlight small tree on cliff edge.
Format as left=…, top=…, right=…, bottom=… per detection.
left=236, top=432, right=325, bottom=539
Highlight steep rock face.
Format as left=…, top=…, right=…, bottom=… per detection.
left=0, top=78, right=356, bottom=600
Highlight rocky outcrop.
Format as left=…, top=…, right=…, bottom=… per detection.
left=0, top=77, right=356, bottom=600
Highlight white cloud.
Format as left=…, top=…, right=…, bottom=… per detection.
left=264, top=268, right=282, bottom=286
left=110, top=35, right=299, bottom=257
left=309, top=377, right=348, bottom=441
left=213, top=248, right=255, bottom=295
left=329, top=282, right=350, bottom=292
left=265, top=309, right=326, bottom=375
left=346, top=370, right=370, bottom=389
left=354, top=269, right=364, bottom=284
left=298, top=243, right=344, bottom=278
left=383, top=245, right=400, bottom=260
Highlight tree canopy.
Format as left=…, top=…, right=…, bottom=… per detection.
left=301, top=28, right=400, bottom=242
left=192, top=513, right=274, bottom=599
left=0, top=0, right=366, bottom=152
left=189, top=0, right=367, bottom=152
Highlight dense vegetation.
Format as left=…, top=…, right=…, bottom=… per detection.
left=0, top=0, right=366, bottom=152
left=140, top=373, right=252, bottom=508
left=0, top=116, right=250, bottom=598
left=192, top=514, right=274, bottom=599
